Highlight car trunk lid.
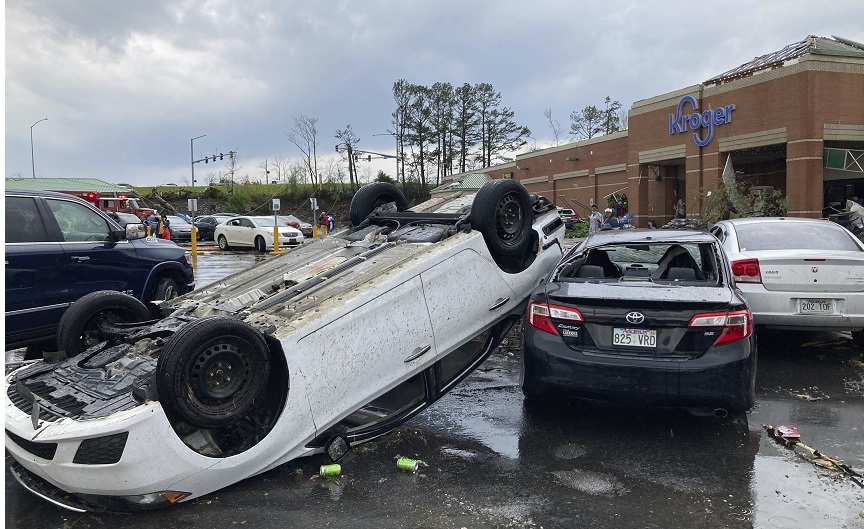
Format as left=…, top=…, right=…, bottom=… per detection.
left=544, top=282, right=738, bottom=358
left=746, top=251, right=864, bottom=293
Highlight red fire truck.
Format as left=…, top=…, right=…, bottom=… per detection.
left=68, top=192, right=156, bottom=220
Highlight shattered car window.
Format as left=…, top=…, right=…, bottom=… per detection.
left=557, top=242, right=720, bottom=284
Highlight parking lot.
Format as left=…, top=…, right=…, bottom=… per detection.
left=6, top=246, right=864, bottom=528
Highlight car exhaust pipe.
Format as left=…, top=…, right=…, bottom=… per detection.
left=713, top=408, right=728, bottom=418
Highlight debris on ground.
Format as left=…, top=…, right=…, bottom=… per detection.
left=395, top=455, right=429, bottom=473
left=764, top=424, right=863, bottom=488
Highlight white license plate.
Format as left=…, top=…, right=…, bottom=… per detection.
left=798, top=299, right=833, bottom=314
left=612, top=328, right=657, bottom=348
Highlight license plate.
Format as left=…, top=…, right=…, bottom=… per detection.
left=612, top=328, right=657, bottom=348
left=798, top=299, right=833, bottom=314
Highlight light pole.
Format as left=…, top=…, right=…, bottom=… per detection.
left=190, top=134, right=206, bottom=187
left=30, top=118, right=48, bottom=178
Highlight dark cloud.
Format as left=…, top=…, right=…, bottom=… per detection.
left=6, top=0, right=864, bottom=185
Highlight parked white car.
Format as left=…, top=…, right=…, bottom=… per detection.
left=5, top=179, right=566, bottom=511
left=214, top=216, right=304, bottom=252
left=710, top=217, right=864, bottom=346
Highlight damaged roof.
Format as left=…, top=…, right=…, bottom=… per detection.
left=705, top=35, right=864, bottom=86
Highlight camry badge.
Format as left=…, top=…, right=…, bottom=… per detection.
left=626, top=311, right=645, bottom=324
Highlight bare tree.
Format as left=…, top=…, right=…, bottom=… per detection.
left=224, top=151, right=241, bottom=192
left=617, top=108, right=629, bottom=131
left=264, top=155, right=292, bottom=183
left=335, top=125, right=361, bottom=190
left=286, top=114, right=320, bottom=189
left=544, top=108, right=563, bottom=147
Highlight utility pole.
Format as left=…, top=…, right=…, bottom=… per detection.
left=190, top=134, right=206, bottom=187
left=31, top=118, right=48, bottom=178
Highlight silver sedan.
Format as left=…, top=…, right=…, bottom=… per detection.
left=710, top=217, right=864, bottom=345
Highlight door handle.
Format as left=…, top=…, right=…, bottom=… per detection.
left=71, top=256, right=90, bottom=262
left=404, top=344, right=431, bottom=363
left=488, top=297, right=510, bottom=310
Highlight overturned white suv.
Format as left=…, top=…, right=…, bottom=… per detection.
left=5, top=179, right=565, bottom=512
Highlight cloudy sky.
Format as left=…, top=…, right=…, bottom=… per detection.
left=5, top=0, right=864, bottom=187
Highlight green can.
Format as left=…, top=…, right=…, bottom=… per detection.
left=396, top=457, right=419, bottom=473
left=319, top=464, right=341, bottom=477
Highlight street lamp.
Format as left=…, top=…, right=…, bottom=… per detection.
left=191, top=134, right=206, bottom=187
left=30, top=118, right=48, bottom=178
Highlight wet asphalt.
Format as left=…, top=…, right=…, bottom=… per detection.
left=5, top=243, right=864, bottom=528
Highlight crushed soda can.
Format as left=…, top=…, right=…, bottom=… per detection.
left=319, top=464, right=341, bottom=477
left=396, top=457, right=419, bottom=473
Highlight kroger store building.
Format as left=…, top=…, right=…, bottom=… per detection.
left=476, top=35, right=864, bottom=226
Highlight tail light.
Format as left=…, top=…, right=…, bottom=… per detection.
left=526, top=301, right=583, bottom=335
left=689, top=310, right=752, bottom=345
left=731, top=258, right=761, bottom=283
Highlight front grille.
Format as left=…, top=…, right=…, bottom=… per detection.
left=6, top=430, right=58, bottom=460
left=73, top=432, right=129, bottom=464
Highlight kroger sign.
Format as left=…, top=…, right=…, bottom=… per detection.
left=669, top=96, right=735, bottom=147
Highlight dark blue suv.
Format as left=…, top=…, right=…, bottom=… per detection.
left=5, top=189, right=195, bottom=352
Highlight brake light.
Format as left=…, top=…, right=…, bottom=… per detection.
left=689, top=310, right=752, bottom=346
left=526, top=301, right=583, bottom=335
left=731, top=258, right=761, bottom=283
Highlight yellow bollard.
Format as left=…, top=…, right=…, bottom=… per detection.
left=190, top=225, right=197, bottom=255
left=271, top=226, right=283, bottom=255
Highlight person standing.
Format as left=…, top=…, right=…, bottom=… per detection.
left=589, top=204, right=603, bottom=235
left=161, top=214, right=171, bottom=240
left=151, top=216, right=162, bottom=237
left=674, top=199, right=686, bottom=219
left=327, top=214, right=335, bottom=233
left=601, top=208, right=620, bottom=229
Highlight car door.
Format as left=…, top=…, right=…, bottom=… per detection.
left=46, top=196, right=148, bottom=302
left=296, top=275, right=437, bottom=435
left=236, top=217, right=258, bottom=247
left=5, top=195, right=70, bottom=345
left=420, top=248, right=517, bottom=358
left=221, top=218, right=243, bottom=246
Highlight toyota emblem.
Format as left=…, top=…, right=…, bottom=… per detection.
left=625, top=311, right=645, bottom=324
left=811, top=267, right=818, bottom=273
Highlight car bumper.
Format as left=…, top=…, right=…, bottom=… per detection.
left=523, top=326, right=756, bottom=411
left=4, top=401, right=206, bottom=510
left=738, top=284, right=864, bottom=331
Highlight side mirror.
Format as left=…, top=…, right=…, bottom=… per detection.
left=324, top=434, right=351, bottom=463
left=124, top=224, right=144, bottom=240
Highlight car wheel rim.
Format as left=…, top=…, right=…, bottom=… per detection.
left=495, top=193, right=523, bottom=244
left=190, top=342, right=250, bottom=402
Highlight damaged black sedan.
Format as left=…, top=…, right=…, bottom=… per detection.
left=521, top=229, right=756, bottom=414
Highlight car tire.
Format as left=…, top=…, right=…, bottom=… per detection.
left=254, top=236, right=267, bottom=253
left=56, top=291, right=153, bottom=357
left=471, top=179, right=533, bottom=261
left=156, top=316, right=272, bottom=429
left=218, top=234, right=230, bottom=250
left=349, top=182, right=408, bottom=226
left=151, top=276, right=180, bottom=301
